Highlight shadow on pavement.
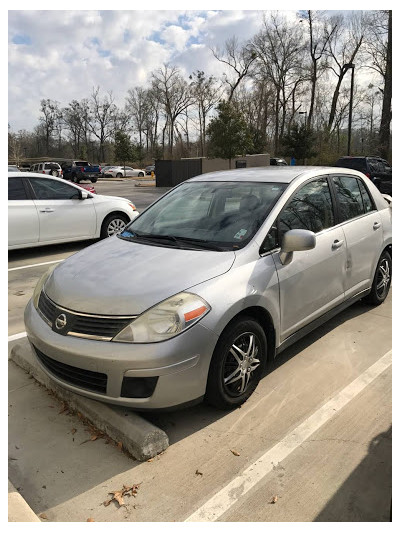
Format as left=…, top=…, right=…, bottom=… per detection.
left=315, top=426, right=392, bottom=521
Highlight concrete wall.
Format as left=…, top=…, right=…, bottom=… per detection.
left=200, top=153, right=270, bottom=174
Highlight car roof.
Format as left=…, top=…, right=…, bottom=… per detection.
left=188, top=166, right=371, bottom=184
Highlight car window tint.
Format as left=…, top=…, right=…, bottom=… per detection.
left=8, top=178, right=28, bottom=200
left=279, top=178, right=334, bottom=235
left=358, top=179, right=375, bottom=213
left=332, top=176, right=365, bottom=221
left=336, top=158, right=367, bottom=172
left=29, top=178, right=80, bottom=200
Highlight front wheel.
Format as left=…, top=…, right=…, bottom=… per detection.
left=138, top=172, right=144, bottom=177
left=205, top=317, right=267, bottom=410
left=100, top=213, right=129, bottom=239
left=116, top=173, right=123, bottom=178
left=91, top=178, right=97, bottom=183
left=365, top=251, right=392, bottom=305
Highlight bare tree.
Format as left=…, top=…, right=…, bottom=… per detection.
left=325, top=12, right=365, bottom=133
left=189, top=70, right=221, bottom=156
left=252, top=12, right=306, bottom=153
left=303, top=11, right=338, bottom=129
left=39, top=99, right=60, bottom=154
left=87, top=87, right=118, bottom=162
left=151, top=64, right=194, bottom=157
left=211, top=36, right=257, bottom=102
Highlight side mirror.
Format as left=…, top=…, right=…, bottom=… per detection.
left=79, top=190, right=89, bottom=200
left=279, top=229, right=316, bottom=265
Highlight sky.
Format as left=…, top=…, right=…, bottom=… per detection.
left=8, top=7, right=270, bottom=132
left=7, top=1, right=393, bottom=134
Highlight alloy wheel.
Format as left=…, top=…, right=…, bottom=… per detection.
left=107, top=218, right=126, bottom=236
left=223, top=332, right=261, bottom=397
left=376, top=258, right=391, bottom=299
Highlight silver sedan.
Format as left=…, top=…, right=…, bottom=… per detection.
left=108, top=166, right=146, bottom=178
left=25, top=167, right=392, bottom=410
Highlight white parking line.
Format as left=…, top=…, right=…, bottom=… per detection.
left=8, top=331, right=27, bottom=342
left=8, top=259, right=63, bottom=272
left=185, top=349, right=392, bottom=522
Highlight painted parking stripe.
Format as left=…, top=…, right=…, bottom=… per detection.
left=8, top=331, right=27, bottom=342
left=185, top=349, right=392, bottom=522
left=8, top=259, right=63, bottom=272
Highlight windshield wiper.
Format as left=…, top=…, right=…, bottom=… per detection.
left=172, top=236, right=225, bottom=251
left=118, top=231, right=182, bottom=247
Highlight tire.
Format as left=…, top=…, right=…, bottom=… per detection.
left=364, top=251, right=392, bottom=306
left=138, top=172, right=144, bottom=177
left=100, top=213, right=129, bottom=239
left=205, top=316, right=267, bottom=410
left=91, top=178, right=97, bottom=183
left=116, top=173, right=123, bottom=178
left=71, top=174, right=77, bottom=183
left=51, top=170, right=58, bottom=177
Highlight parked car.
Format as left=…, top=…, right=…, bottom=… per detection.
left=30, top=162, right=63, bottom=177
left=108, top=166, right=145, bottom=178
left=61, top=161, right=102, bottom=183
left=270, top=157, right=288, bottom=166
left=100, top=166, right=114, bottom=176
left=78, top=183, right=96, bottom=194
left=8, top=165, right=20, bottom=172
left=145, top=165, right=155, bottom=175
left=335, top=156, right=392, bottom=195
left=8, top=172, right=138, bottom=250
left=25, top=167, right=391, bottom=410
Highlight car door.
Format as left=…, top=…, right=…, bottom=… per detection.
left=28, top=177, right=97, bottom=243
left=8, top=177, right=39, bottom=247
left=331, top=174, right=383, bottom=298
left=266, top=177, right=347, bottom=342
left=124, top=167, right=134, bottom=177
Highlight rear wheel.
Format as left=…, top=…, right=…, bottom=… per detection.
left=365, top=251, right=391, bottom=305
left=138, top=172, right=144, bottom=177
left=205, top=317, right=267, bottom=410
left=100, top=213, right=129, bottom=239
left=91, top=178, right=97, bottom=183
left=116, top=172, right=123, bottom=178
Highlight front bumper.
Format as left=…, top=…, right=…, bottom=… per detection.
left=24, top=299, right=219, bottom=409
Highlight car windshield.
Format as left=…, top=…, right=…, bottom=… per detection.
left=121, top=181, right=287, bottom=251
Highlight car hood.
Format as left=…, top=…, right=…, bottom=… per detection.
left=44, top=236, right=236, bottom=315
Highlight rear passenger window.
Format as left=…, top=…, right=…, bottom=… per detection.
left=332, top=176, right=365, bottom=221
left=358, top=180, right=375, bottom=213
left=279, top=178, right=334, bottom=235
left=8, top=178, right=28, bottom=200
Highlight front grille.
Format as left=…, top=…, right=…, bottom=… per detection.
left=33, top=345, right=108, bottom=394
left=38, top=291, right=135, bottom=340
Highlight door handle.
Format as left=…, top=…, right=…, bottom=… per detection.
left=373, top=222, right=381, bottom=230
left=332, top=239, right=344, bottom=250
left=39, top=208, right=54, bottom=213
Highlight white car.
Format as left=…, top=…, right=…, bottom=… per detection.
left=30, top=162, right=63, bottom=177
left=108, top=166, right=146, bottom=178
left=8, top=172, right=139, bottom=250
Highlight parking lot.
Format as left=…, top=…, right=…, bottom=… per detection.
left=8, top=180, right=392, bottom=522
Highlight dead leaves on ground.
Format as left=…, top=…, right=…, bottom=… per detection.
left=230, top=449, right=241, bottom=456
left=39, top=513, right=48, bottom=520
left=270, top=495, right=278, bottom=504
left=103, top=483, right=141, bottom=507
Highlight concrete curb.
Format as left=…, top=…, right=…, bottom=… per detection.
left=8, top=480, right=40, bottom=522
left=9, top=340, right=169, bottom=461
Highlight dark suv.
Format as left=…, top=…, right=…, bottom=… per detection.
left=270, top=157, right=288, bottom=166
left=335, top=156, right=392, bottom=195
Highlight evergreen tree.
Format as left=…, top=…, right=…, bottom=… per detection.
left=282, top=123, right=317, bottom=164
left=114, top=130, right=133, bottom=171
left=206, top=101, right=254, bottom=168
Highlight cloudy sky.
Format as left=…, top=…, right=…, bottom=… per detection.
left=8, top=5, right=272, bottom=132
left=8, top=2, right=387, bottom=133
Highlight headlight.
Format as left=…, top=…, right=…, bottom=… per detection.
left=32, top=264, right=58, bottom=309
left=113, top=292, right=210, bottom=343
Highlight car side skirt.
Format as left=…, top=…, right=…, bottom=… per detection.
left=276, top=288, right=370, bottom=356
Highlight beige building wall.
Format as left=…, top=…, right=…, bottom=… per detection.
left=199, top=154, right=270, bottom=174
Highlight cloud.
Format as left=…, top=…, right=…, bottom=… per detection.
left=7, top=9, right=271, bottom=132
